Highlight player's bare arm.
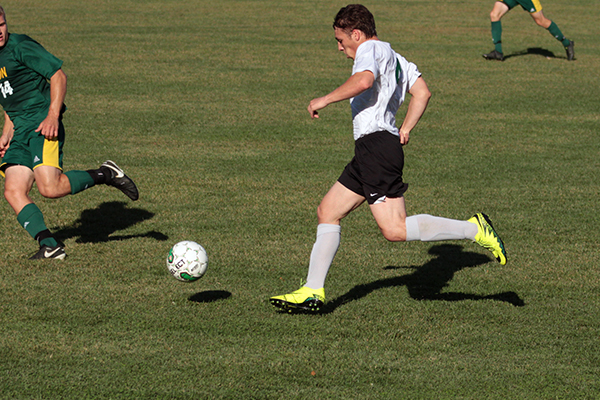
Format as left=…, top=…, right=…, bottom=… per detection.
left=0, top=111, right=14, bottom=157
left=398, top=77, right=431, bottom=145
left=35, top=69, right=67, bottom=139
left=308, top=70, right=374, bottom=119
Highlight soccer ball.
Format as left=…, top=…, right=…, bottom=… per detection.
left=166, top=241, right=208, bottom=282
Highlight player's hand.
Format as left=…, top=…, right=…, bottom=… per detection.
left=308, top=96, right=329, bottom=119
left=399, top=130, right=410, bottom=145
left=35, top=116, right=60, bottom=139
left=0, top=135, right=10, bottom=157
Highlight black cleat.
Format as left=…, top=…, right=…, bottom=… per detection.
left=101, top=160, right=139, bottom=201
left=565, top=40, right=575, bottom=61
left=483, top=50, right=504, bottom=61
left=30, top=245, right=67, bottom=260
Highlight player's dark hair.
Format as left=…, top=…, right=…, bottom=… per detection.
left=333, top=4, right=377, bottom=38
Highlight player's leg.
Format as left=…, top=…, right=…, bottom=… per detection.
left=484, top=1, right=510, bottom=60
left=530, top=10, right=574, bottom=60
left=317, top=181, right=366, bottom=225
left=4, top=165, right=35, bottom=214
left=3, top=165, right=66, bottom=259
left=369, top=199, right=506, bottom=264
left=305, top=181, right=365, bottom=288
left=31, top=132, right=139, bottom=200
left=270, top=182, right=365, bottom=312
left=406, top=214, right=477, bottom=241
left=33, top=162, right=139, bottom=201
left=28, top=124, right=74, bottom=198
left=34, top=165, right=73, bottom=198
left=369, top=196, right=408, bottom=241
left=369, top=198, right=476, bottom=242
left=59, top=160, right=139, bottom=200
left=530, top=9, right=551, bottom=28
left=29, top=128, right=93, bottom=198
left=490, top=1, right=510, bottom=23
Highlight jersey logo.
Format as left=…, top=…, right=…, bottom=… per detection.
left=395, top=58, right=402, bottom=84
left=0, top=67, right=7, bottom=79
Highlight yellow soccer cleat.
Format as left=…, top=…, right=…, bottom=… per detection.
left=469, top=213, right=507, bottom=265
left=270, top=286, right=325, bottom=313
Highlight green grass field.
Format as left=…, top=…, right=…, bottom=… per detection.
left=1, top=0, right=598, bottom=398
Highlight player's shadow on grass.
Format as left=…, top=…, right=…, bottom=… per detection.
left=321, top=244, right=524, bottom=314
left=504, top=47, right=557, bottom=60
left=52, top=201, right=168, bottom=243
left=188, top=290, right=232, bottom=303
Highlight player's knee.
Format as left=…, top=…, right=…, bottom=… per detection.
left=531, top=12, right=550, bottom=27
left=380, top=227, right=407, bottom=242
left=36, top=183, right=62, bottom=198
left=535, top=18, right=548, bottom=28
left=317, top=204, right=339, bottom=225
left=36, top=186, right=54, bottom=198
left=316, top=204, right=324, bottom=222
left=4, top=186, right=25, bottom=206
left=3, top=187, right=13, bottom=202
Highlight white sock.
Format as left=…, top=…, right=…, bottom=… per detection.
left=405, top=214, right=477, bottom=242
left=305, top=224, right=341, bottom=290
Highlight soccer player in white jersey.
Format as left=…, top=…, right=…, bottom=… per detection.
left=270, top=4, right=507, bottom=313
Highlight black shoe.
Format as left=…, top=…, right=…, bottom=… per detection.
left=483, top=50, right=504, bottom=61
left=101, top=160, right=139, bottom=201
left=30, top=245, right=67, bottom=260
left=565, top=40, right=575, bottom=61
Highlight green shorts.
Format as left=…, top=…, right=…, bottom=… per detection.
left=0, top=120, right=65, bottom=177
left=501, top=0, right=542, bottom=13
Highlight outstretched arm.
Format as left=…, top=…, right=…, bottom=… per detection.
left=398, top=77, right=431, bottom=145
left=308, top=70, right=374, bottom=119
left=35, top=68, right=67, bottom=139
left=0, top=111, right=14, bottom=157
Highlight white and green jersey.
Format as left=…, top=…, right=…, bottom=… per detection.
left=350, top=40, right=421, bottom=141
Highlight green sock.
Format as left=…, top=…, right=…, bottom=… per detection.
left=491, top=21, right=503, bottom=53
left=547, top=21, right=570, bottom=47
left=17, top=203, right=58, bottom=247
left=65, top=170, right=95, bottom=194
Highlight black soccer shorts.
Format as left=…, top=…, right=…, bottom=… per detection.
left=338, top=130, right=409, bottom=205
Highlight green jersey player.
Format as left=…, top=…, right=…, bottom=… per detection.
left=483, top=0, right=574, bottom=61
left=0, top=6, right=138, bottom=259
left=270, top=4, right=508, bottom=313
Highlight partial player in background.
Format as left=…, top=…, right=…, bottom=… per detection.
left=0, top=5, right=138, bottom=259
left=270, top=4, right=507, bottom=313
left=483, top=0, right=574, bottom=61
